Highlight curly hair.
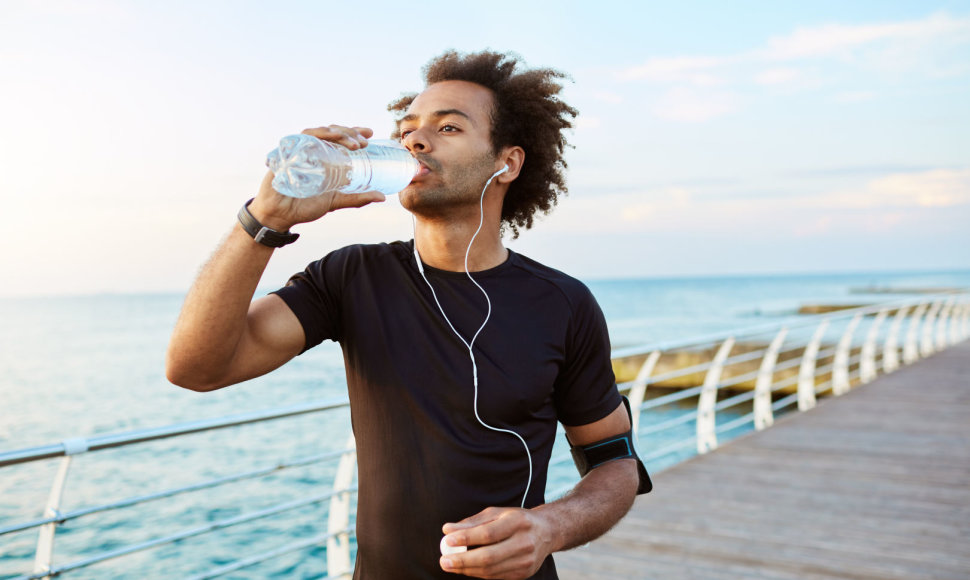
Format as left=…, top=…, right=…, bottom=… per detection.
left=388, top=50, right=578, bottom=238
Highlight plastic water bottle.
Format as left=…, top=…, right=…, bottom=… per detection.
left=266, top=134, right=420, bottom=198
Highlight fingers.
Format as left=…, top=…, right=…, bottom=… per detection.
left=443, top=507, right=503, bottom=534
left=328, top=190, right=386, bottom=210
left=441, top=508, right=543, bottom=578
left=443, top=508, right=517, bottom=546
left=251, top=171, right=384, bottom=231
left=440, top=536, right=538, bottom=579
left=301, top=124, right=374, bottom=150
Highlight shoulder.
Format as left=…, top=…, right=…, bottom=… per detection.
left=509, top=252, right=599, bottom=313
left=302, top=241, right=412, bottom=279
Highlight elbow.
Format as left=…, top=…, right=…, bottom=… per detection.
left=166, top=362, right=209, bottom=392
left=165, top=349, right=225, bottom=393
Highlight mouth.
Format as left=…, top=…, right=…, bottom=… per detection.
left=410, top=159, right=433, bottom=183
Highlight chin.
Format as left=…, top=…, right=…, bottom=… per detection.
left=398, top=187, right=419, bottom=210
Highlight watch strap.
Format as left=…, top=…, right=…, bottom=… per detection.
left=237, top=198, right=299, bottom=248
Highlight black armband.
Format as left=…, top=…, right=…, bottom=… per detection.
left=568, top=397, right=653, bottom=495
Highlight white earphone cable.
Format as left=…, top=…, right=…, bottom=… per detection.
left=412, top=166, right=533, bottom=509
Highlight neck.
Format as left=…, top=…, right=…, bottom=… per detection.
left=412, top=198, right=507, bottom=273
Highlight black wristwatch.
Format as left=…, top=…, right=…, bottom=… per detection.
left=237, top=198, right=300, bottom=248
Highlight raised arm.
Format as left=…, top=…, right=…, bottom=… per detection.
left=166, top=125, right=383, bottom=392
left=439, top=402, right=639, bottom=579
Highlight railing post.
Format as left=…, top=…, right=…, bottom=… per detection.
left=833, top=313, right=862, bottom=396
left=33, top=437, right=89, bottom=578
left=883, top=305, right=909, bottom=374
left=798, top=320, right=828, bottom=411
left=920, top=300, right=942, bottom=357
left=960, top=300, right=970, bottom=340
left=754, top=328, right=787, bottom=430
left=936, top=298, right=954, bottom=351
left=327, top=433, right=357, bottom=580
left=860, top=309, right=887, bottom=383
left=903, top=302, right=928, bottom=364
left=961, top=300, right=970, bottom=340
left=949, top=300, right=964, bottom=344
left=628, top=350, right=661, bottom=435
left=697, top=337, right=734, bottom=454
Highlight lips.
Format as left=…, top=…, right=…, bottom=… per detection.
left=410, top=160, right=432, bottom=183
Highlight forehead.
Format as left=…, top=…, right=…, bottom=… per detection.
left=405, top=80, right=495, bottom=123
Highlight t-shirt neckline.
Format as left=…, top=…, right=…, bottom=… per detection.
left=407, top=239, right=516, bottom=279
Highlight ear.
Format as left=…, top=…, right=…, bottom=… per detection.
left=496, top=146, right=525, bottom=184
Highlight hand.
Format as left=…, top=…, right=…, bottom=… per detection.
left=250, top=125, right=385, bottom=231
left=440, top=506, right=556, bottom=579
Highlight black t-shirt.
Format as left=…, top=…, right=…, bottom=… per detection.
left=273, top=240, right=621, bottom=579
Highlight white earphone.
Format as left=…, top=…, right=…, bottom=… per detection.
left=412, top=161, right=533, bottom=510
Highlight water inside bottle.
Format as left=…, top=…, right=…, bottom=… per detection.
left=268, top=135, right=350, bottom=198
left=344, top=139, right=419, bottom=195
left=268, top=136, right=418, bottom=197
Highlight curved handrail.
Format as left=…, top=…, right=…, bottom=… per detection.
left=1, top=291, right=967, bottom=579
left=0, top=398, right=350, bottom=468
left=611, top=291, right=965, bottom=359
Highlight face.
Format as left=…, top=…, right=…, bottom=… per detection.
left=397, top=80, right=502, bottom=214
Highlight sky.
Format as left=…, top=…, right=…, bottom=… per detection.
left=1, top=0, right=968, bottom=297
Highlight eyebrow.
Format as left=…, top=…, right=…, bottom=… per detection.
left=400, top=109, right=473, bottom=124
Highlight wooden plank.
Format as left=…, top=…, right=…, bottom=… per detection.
left=556, top=341, right=970, bottom=579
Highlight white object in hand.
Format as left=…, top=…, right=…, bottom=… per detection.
left=440, top=536, right=467, bottom=556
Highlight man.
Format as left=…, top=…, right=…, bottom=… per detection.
left=167, top=50, right=648, bottom=579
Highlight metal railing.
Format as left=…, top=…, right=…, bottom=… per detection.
left=1, top=292, right=967, bottom=579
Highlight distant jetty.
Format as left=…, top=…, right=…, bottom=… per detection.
left=611, top=340, right=844, bottom=393
left=849, top=285, right=966, bottom=294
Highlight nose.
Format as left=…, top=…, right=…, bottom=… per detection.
left=402, top=128, right=430, bottom=153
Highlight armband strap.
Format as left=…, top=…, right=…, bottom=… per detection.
left=568, top=396, right=653, bottom=495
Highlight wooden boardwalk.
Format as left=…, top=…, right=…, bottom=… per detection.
left=557, top=340, right=970, bottom=580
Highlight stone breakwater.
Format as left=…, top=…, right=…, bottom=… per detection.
left=612, top=341, right=854, bottom=393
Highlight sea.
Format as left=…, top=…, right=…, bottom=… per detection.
left=1, top=269, right=968, bottom=579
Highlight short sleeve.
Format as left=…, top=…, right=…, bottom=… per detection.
left=271, top=248, right=355, bottom=353
left=553, top=286, right=622, bottom=426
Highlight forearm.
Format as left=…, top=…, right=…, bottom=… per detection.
left=166, top=221, right=276, bottom=390
left=535, top=458, right=639, bottom=552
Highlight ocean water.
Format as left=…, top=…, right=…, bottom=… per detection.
left=1, top=269, right=968, bottom=578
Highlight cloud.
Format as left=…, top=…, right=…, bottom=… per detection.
left=653, top=87, right=739, bottom=122
left=754, top=67, right=801, bottom=85
left=792, top=215, right=834, bottom=238
left=759, top=12, right=970, bottom=62
left=617, top=11, right=970, bottom=115
left=619, top=56, right=728, bottom=86
left=543, top=168, right=970, bottom=244
left=545, top=187, right=693, bottom=234
left=593, top=91, right=624, bottom=104
left=805, top=168, right=970, bottom=209
left=832, top=90, right=877, bottom=103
